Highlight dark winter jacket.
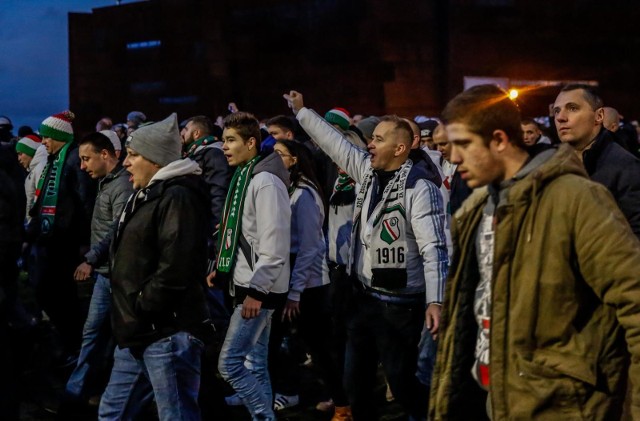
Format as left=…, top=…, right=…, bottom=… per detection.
left=28, top=145, right=96, bottom=250
left=189, top=142, right=233, bottom=232
left=582, top=128, right=640, bottom=238
left=109, top=159, right=213, bottom=352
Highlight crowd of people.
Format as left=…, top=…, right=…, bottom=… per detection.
left=1, top=82, right=640, bottom=421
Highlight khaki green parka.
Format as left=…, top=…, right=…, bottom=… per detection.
left=430, top=145, right=640, bottom=420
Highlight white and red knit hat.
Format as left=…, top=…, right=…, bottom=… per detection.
left=39, top=110, right=75, bottom=143
left=324, top=107, right=351, bottom=131
left=15, top=134, right=42, bottom=157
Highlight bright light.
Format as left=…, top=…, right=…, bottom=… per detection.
left=508, top=89, right=519, bottom=100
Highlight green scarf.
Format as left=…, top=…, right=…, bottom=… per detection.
left=216, top=155, right=261, bottom=273
left=329, top=167, right=356, bottom=206
left=33, top=142, right=72, bottom=236
left=184, top=135, right=217, bottom=158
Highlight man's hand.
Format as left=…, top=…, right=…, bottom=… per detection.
left=74, top=262, right=93, bottom=281
left=283, top=91, right=304, bottom=115
left=228, top=102, right=239, bottom=113
left=206, top=270, right=216, bottom=288
left=425, top=303, right=442, bottom=339
left=282, top=299, right=300, bottom=322
left=242, top=296, right=262, bottom=319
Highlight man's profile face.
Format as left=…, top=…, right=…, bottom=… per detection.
left=181, top=121, right=198, bottom=145
left=521, top=123, right=541, bottom=146
left=368, top=121, right=405, bottom=171
left=267, top=125, right=293, bottom=141
left=447, top=122, right=504, bottom=188
left=553, top=89, right=603, bottom=150
left=222, top=127, right=256, bottom=167
left=123, top=148, right=160, bottom=189
left=17, top=152, right=32, bottom=170
left=433, top=130, right=451, bottom=162
left=79, top=143, right=109, bottom=179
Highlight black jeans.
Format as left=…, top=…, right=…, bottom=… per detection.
left=344, top=290, right=427, bottom=420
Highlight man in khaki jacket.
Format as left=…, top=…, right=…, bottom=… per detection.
left=430, top=84, right=640, bottom=420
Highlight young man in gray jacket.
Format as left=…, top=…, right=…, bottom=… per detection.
left=284, top=91, right=448, bottom=420
left=214, top=112, right=290, bottom=421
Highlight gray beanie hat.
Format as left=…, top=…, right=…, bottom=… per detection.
left=356, top=116, right=381, bottom=140
left=126, top=113, right=181, bottom=166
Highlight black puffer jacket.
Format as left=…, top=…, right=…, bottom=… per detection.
left=583, top=128, right=640, bottom=238
left=110, top=161, right=213, bottom=351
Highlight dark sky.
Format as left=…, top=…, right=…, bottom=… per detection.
left=0, top=1, right=139, bottom=133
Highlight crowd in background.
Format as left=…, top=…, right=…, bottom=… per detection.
left=1, top=83, right=640, bottom=421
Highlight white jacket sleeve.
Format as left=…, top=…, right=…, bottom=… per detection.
left=249, top=176, right=291, bottom=295
left=296, top=107, right=370, bottom=184
left=411, top=179, right=449, bottom=304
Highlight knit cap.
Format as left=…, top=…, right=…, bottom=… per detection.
left=16, top=134, right=42, bottom=157
left=40, top=110, right=75, bottom=143
left=127, top=111, right=147, bottom=127
left=356, top=116, right=381, bottom=140
left=126, top=113, right=181, bottom=167
left=100, top=130, right=122, bottom=151
left=325, top=108, right=351, bottom=131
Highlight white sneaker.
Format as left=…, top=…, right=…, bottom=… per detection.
left=273, top=393, right=299, bottom=411
left=224, top=393, right=243, bottom=406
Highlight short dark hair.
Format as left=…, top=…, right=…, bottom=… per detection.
left=79, top=132, right=116, bottom=156
left=442, top=84, right=524, bottom=148
left=266, top=115, right=296, bottom=133
left=188, top=115, right=213, bottom=136
left=559, top=84, right=603, bottom=110
left=521, top=118, right=539, bottom=128
left=379, top=115, right=413, bottom=146
left=223, top=112, right=261, bottom=147
left=276, top=139, right=325, bottom=208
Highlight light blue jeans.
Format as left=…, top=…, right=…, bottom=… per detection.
left=66, top=273, right=112, bottom=400
left=218, top=305, right=275, bottom=421
left=99, top=331, right=204, bottom=421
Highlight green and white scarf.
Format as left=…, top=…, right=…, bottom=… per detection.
left=352, top=160, right=412, bottom=284
left=216, top=155, right=261, bottom=273
left=329, top=167, right=356, bottom=206
left=33, top=142, right=72, bottom=236
left=184, top=135, right=218, bottom=158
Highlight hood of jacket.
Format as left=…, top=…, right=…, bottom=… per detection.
left=146, top=158, right=202, bottom=186
left=409, top=147, right=443, bottom=187
left=29, top=144, right=48, bottom=172
left=252, top=151, right=290, bottom=187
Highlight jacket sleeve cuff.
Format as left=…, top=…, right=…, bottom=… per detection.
left=84, top=250, right=98, bottom=266
left=287, top=290, right=302, bottom=302
left=247, top=288, right=268, bottom=302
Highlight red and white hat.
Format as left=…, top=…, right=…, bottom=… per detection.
left=39, top=110, right=75, bottom=143
left=15, top=134, right=42, bottom=157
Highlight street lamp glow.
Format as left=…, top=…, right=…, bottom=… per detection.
left=508, top=89, right=519, bottom=100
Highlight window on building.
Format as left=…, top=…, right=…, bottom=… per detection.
left=158, top=96, right=198, bottom=105
left=126, top=40, right=162, bottom=50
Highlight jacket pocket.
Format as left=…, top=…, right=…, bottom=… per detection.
left=514, top=351, right=594, bottom=419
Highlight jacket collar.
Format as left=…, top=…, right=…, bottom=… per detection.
left=582, top=127, right=612, bottom=175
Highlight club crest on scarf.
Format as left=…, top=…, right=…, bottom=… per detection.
left=381, top=216, right=400, bottom=245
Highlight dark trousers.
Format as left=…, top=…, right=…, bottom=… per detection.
left=30, top=244, right=83, bottom=355
left=269, top=283, right=347, bottom=404
left=345, top=290, right=427, bottom=420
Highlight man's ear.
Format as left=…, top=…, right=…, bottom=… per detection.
left=247, top=137, right=257, bottom=151
left=595, top=107, right=605, bottom=125
left=491, top=129, right=510, bottom=152
left=395, top=141, right=408, bottom=156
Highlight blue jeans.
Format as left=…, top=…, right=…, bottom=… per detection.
left=99, top=331, right=204, bottom=421
left=218, top=305, right=275, bottom=421
left=66, top=273, right=113, bottom=399
left=416, top=325, right=437, bottom=387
